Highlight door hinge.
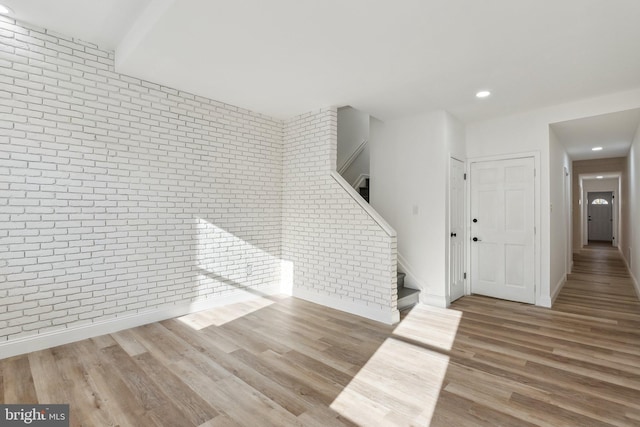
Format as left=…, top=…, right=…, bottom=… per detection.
left=534, top=169, right=536, bottom=177
left=464, top=173, right=467, bottom=180
left=464, top=272, right=467, bottom=279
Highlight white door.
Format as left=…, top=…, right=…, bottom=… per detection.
left=587, top=192, right=612, bottom=242
left=470, top=157, right=535, bottom=304
left=449, top=158, right=465, bottom=302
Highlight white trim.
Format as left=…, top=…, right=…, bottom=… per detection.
left=447, top=155, right=467, bottom=304
left=331, top=171, right=396, bottom=238
left=398, top=253, right=425, bottom=291
left=0, top=283, right=281, bottom=360
left=338, top=138, right=368, bottom=175
left=352, top=173, right=369, bottom=190
left=466, top=151, right=542, bottom=306
left=620, top=247, right=640, bottom=299
left=551, top=275, right=566, bottom=305
left=293, top=287, right=400, bottom=324
left=420, top=293, right=448, bottom=308
left=579, top=174, right=621, bottom=248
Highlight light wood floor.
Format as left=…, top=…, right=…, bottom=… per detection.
left=2, top=245, right=640, bottom=426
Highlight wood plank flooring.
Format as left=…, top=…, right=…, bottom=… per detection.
left=2, top=244, right=640, bottom=426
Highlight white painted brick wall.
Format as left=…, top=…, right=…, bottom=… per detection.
left=282, top=109, right=397, bottom=318
left=0, top=17, right=283, bottom=343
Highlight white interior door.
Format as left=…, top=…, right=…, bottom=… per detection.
left=587, top=192, right=613, bottom=242
left=470, top=157, right=535, bottom=304
left=449, top=158, right=465, bottom=302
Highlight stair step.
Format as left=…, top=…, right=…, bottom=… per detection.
left=397, top=272, right=406, bottom=289
left=359, top=187, right=369, bottom=202
left=398, top=287, right=420, bottom=311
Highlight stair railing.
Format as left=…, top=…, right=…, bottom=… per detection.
left=337, top=138, right=368, bottom=175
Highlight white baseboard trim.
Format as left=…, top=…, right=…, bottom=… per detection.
left=293, top=287, right=400, bottom=325
left=397, top=253, right=425, bottom=291
left=0, top=283, right=281, bottom=360
left=537, top=294, right=553, bottom=308
left=619, top=247, right=640, bottom=299
left=420, top=293, right=448, bottom=308
left=551, top=275, right=566, bottom=305
left=632, top=273, right=640, bottom=300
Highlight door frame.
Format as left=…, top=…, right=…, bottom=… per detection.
left=466, top=151, right=541, bottom=305
left=586, top=191, right=614, bottom=242
left=447, top=156, right=466, bottom=304
left=580, top=174, right=620, bottom=248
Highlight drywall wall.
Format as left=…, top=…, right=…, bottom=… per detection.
left=549, top=127, right=571, bottom=301
left=282, top=109, right=398, bottom=324
left=370, top=110, right=464, bottom=307
left=0, top=17, right=283, bottom=356
left=337, top=106, right=369, bottom=177
left=624, top=122, right=640, bottom=293
left=467, top=87, right=640, bottom=306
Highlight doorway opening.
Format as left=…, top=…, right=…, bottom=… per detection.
left=579, top=174, right=620, bottom=249
left=587, top=191, right=613, bottom=245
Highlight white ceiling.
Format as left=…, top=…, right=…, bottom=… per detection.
left=551, top=109, right=640, bottom=161
left=4, top=0, right=640, bottom=125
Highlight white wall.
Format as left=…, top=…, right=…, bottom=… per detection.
left=549, top=127, right=572, bottom=301
left=370, top=110, right=464, bottom=307
left=337, top=106, right=369, bottom=186
left=467, top=88, right=640, bottom=306
left=624, top=122, right=640, bottom=295
left=282, top=109, right=398, bottom=324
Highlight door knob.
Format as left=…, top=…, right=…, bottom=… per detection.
left=473, top=237, right=481, bottom=242
left=473, top=218, right=478, bottom=223
left=451, top=232, right=457, bottom=237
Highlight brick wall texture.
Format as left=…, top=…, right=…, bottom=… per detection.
left=0, top=17, right=395, bottom=345
left=283, top=110, right=397, bottom=316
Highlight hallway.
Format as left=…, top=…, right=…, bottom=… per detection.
left=434, top=244, right=640, bottom=425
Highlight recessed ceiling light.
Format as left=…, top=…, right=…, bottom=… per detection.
left=596, top=176, right=604, bottom=179
left=476, top=90, right=491, bottom=98
left=0, top=4, right=13, bottom=15
left=592, top=146, right=603, bottom=151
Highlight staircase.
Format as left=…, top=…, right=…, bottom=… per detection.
left=356, top=178, right=418, bottom=311
left=358, top=178, right=369, bottom=203
left=397, top=271, right=419, bottom=310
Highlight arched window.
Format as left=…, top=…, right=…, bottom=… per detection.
left=591, top=198, right=609, bottom=205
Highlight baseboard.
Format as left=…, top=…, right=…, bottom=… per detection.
left=551, top=275, right=566, bottom=305
left=293, top=287, right=400, bottom=325
left=537, top=294, right=553, bottom=308
left=619, top=247, right=640, bottom=299
left=420, top=293, right=448, bottom=308
left=397, top=253, right=425, bottom=291
left=0, top=283, right=281, bottom=360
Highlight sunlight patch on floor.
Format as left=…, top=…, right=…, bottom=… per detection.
left=393, top=304, right=462, bottom=351
left=330, top=304, right=463, bottom=425
left=330, top=337, right=451, bottom=426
